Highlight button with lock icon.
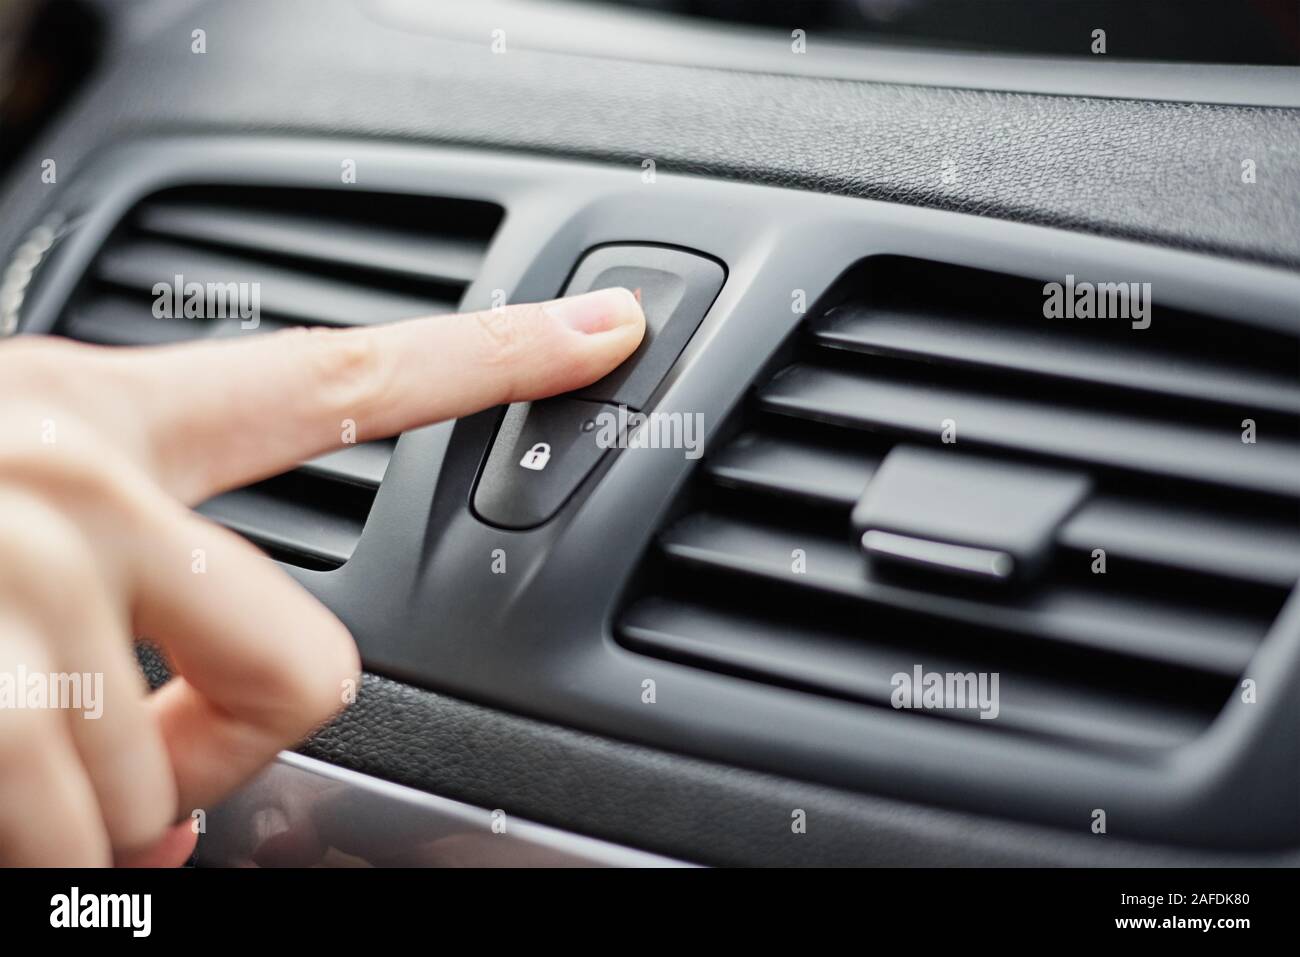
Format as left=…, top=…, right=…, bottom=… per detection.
left=474, top=398, right=619, bottom=529
left=519, top=442, right=552, bottom=471
left=475, top=243, right=724, bottom=529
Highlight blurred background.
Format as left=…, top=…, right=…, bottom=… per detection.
left=582, top=0, right=1300, bottom=62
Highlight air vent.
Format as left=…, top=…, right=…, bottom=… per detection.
left=619, top=256, right=1300, bottom=751
left=54, top=185, right=503, bottom=567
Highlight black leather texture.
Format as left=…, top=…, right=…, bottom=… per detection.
left=1, top=0, right=1299, bottom=270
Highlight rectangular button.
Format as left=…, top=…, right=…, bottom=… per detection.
left=564, top=244, right=725, bottom=409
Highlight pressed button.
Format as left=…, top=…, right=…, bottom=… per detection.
left=564, top=244, right=725, bottom=409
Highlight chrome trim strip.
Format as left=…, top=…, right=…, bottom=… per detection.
left=194, top=751, right=694, bottom=868
left=862, top=530, right=1015, bottom=581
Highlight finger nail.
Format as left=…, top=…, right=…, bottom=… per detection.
left=544, top=287, right=644, bottom=334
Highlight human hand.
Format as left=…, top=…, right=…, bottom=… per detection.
left=0, top=287, right=645, bottom=865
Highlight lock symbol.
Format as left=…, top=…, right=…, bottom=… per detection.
left=519, top=442, right=551, bottom=471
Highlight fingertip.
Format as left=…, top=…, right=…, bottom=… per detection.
left=116, top=821, right=198, bottom=868
left=543, top=287, right=646, bottom=336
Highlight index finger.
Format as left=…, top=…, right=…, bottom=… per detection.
left=101, top=288, right=644, bottom=503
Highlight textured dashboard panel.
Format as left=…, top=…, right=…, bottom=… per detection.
left=1, top=0, right=1300, bottom=269
left=301, top=674, right=1300, bottom=868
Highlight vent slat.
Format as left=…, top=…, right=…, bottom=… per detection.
left=620, top=597, right=1210, bottom=750
left=61, top=290, right=287, bottom=346
left=1060, top=496, right=1300, bottom=589
left=136, top=202, right=488, bottom=287
left=760, top=364, right=1300, bottom=498
left=63, top=295, right=220, bottom=346
left=196, top=484, right=363, bottom=567
left=813, top=304, right=1300, bottom=416
left=96, top=238, right=456, bottom=327
left=298, top=440, right=394, bottom=489
left=658, top=512, right=1264, bottom=679
left=705, top=431, right=878, bottom=506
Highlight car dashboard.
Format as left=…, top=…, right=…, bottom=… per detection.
left=2, top=0, right=1298, bottom=868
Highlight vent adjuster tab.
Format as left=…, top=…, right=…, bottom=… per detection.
left=851, top=445, right=1089, bottom=584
